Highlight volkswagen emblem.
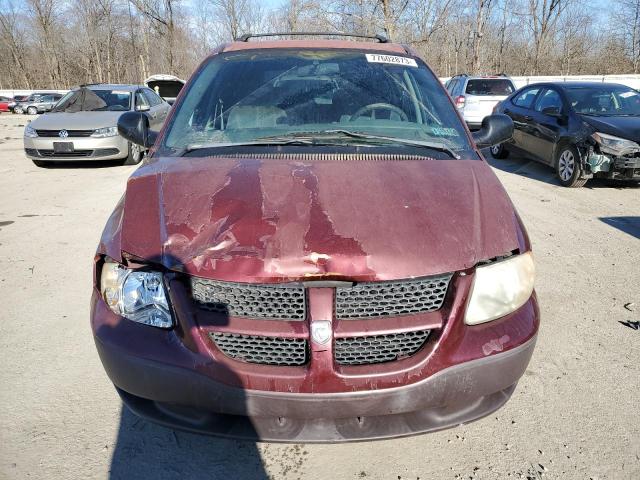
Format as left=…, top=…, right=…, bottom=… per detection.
left=311, top=320, right=332, bottom=344
left=58, top=129, right=69, bottom=138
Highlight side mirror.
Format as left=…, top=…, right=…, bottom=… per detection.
left=472, top=114, right=514, bottom=149
left=541, top=106, right=563, bottom=117
left=118, top=111, right=157, bottom=148
left=136, top=104, right=150, bottom=112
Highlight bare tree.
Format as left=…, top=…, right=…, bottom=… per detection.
left=0, top=2, right=33, bottom=88
left=209, top=0, right=263, bottom=40
left=28, top=0, right=64, bottom=86
left=526, top=0, right=573, bottom=74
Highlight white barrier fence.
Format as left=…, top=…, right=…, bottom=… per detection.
left=3, top=75, right=640, bottom=100
left=0, top=89, right=68, bottom=98
left=440, top=74, right=640, bottom=90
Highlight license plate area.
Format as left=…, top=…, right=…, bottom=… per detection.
left=53, top=142, right=74, bottom=153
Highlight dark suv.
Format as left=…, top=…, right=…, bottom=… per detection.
left=91, top=33, right=538, bottom=442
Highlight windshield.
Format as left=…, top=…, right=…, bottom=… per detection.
left=162, top=50, right=472, bottom=155
left=52, top=88, right=132, bottom=112
left=565, top=85, right=640, bottom=115
left=465, top=79, right=514, bottom=96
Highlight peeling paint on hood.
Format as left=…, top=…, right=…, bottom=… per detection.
left=111, top=156, right=523, bottom=283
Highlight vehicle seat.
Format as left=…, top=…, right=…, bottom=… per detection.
left=226, top=106, right=287, bottom=129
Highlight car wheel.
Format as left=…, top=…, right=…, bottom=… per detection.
left=556, top=144, right=587, bottom=188
left=123, top=142, right=144, bottom=165
left=27, top=106, right=37, bottom=115
left=490, top=143, right=509, bottom=159
left=14, top=107, right=22, bottom=114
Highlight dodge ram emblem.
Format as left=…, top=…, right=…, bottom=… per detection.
left=311, top=321, right=332, bottom=344
left=58, top=129, right=69, bottom=138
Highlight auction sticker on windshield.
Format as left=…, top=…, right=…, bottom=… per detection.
left=365, top=54, right=417, bottom=67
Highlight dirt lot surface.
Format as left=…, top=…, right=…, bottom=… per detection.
left=0, top=113, right=638, bottom=480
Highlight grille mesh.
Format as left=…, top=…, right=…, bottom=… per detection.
left=35, top=129, right=93, bottom=137
left=335, top=330, right=430, bottom=365
left=335, top=275, right=451, bottom=319
left=210, top=332, right=308, bottom=366
left=191, top=278, right=306, bottom=320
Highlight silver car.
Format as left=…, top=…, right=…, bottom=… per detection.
left=445, top=75, right=516, bottom=130
left=23, top=84, right=170, bottom=167
left=15, top=93, right=64, bottom=115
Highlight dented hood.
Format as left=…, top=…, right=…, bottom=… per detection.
left=580, top=114, right=640, bottom=143
left=104, top=156, right=523, bottom=283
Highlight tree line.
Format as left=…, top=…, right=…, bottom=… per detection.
left=0, top=0, right=638, bottom=90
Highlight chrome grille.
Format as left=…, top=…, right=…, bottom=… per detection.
left=191, top=278, right=306, bottom=320
left=335, top=330, right=430, bottom=366
left=210, top=332, right=308, bottom=366
left=335, top=274, right=452, bottom=319
left=35, top=129, right=94, bottom=137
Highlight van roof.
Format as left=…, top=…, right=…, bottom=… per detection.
left=221, top=39, right=409, bottom=55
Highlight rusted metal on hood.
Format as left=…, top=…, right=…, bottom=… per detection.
left=101, top=155, right=522, bottom=283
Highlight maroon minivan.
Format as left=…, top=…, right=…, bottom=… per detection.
left=92, top=34, right=538, bottom=442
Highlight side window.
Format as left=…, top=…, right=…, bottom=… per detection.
left=534, top=88, right=563, bottom=113
left=135, top=91, right=149, bottom=109
left=447, top=79, right=457, bottom=94
left=143, top=88, right=162, bottom=106
left=512, top=87, right=540, bottom=109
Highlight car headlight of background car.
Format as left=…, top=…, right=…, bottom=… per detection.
left=24, top=125, right=38, bottom=138
left=91, top=126, right=119, bottom=138
left=591, top=132, right=640, bottom=156
left=465, top=252, right=535, bottom=325
left=99, top=260, right=173, bottom=328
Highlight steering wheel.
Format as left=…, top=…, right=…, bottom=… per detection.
left=350, top=103, right=409, bottom=122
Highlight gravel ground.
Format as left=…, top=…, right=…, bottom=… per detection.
left=0, top=113, right=638, bottom=480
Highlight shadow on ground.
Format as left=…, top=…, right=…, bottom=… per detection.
left=108, top=407, right=269, bottom=480
left=485, top=150, right=640, bottom=189
left=35, top=159, right=127, bottom=169
left=599, top=216, right=640, bottom=239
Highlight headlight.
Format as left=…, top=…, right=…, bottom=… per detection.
left=465, top=252, right=535, bottom=325
left=99, top=261, right=173, bottom=328
left=591, top=132, right=640, bottom=156
left=91, top=126, right=118, bottom=138
left=24, top=125, right=38, bottom=138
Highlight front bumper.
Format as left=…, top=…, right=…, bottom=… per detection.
left=24, top=135, right=128, bottom=161
left=96, top=333, right=536, bottom=443
left=92, top=270, right=539, bottom=442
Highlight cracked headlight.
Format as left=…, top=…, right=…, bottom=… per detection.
left=24, top=125, right=38, bottom=138
left=100, top=260, right=173, bottom=328
left=91, top=126, right=119, bottom=138
left=465, top=252, right=535, bottom=325
left=591, top=132, right=640, bottom=156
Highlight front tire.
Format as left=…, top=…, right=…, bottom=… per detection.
left=490, top=143, right=509, bottom=159
left=27, top=106, right=37, bottom=115
left=123, top=142, right=143, bottom=165
left=555, top=144, right=587, bottom=187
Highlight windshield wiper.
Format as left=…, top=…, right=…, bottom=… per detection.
left=180, top=138, right=323, bottom=156
left=258, top=130, right=461, bottom=159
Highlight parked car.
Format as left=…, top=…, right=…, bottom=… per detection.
left=14, top=93, right=64, bottom=114
left=23, top=84, right=170, bottom=166
left=0, top=96, right=13, bottom=112
left=91, top=33, right=538, bottom=443
left=8, top=95, right=29, bottom=113
left=144, top=74, right=185, bottom=105
left=445, top=74, right=516, bottom=130
left=491, top=82, right=640, bottom=187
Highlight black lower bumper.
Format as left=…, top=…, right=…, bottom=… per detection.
left=96, top=335, right=537, bottom=443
